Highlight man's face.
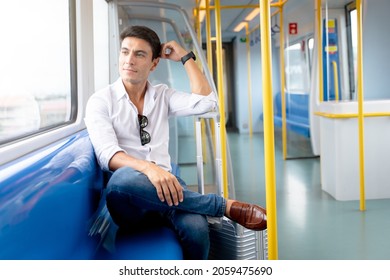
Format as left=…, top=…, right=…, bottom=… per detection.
left=119, top=36, right=159, bottom=85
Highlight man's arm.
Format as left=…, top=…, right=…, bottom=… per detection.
left=85, top=92, right=183, bottom=207
left=160, top=41, right=212, bottom=96
left=109, top=152, right=183, bottom=206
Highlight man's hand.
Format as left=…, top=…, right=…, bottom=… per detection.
left=160, top=41, right=187, bottom=62
left=160, top=41, right=212, bottom=96
left=143, top=161, right=184, bottom=206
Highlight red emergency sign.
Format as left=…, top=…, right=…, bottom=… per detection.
left=289, top=22, right=298, bottom=35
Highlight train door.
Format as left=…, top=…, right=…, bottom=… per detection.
left=278, top=0, right=317, bottom=159
left=309, top=1, right=358, bottom=156
left=282, top=36, right=316, bottom=159
left=204, top=42, right=236, bottom=132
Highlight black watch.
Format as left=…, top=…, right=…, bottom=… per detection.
left=181, top=51, right=196, bottom=65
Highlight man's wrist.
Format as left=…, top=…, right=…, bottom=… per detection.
left=181, top=51, right=196, bottom=65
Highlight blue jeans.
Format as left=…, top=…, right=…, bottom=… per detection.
left=105, top=166, right=226, bottom=260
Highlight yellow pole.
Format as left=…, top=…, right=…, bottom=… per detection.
left=316, top=0, right=324, bottom=102
left=356, top=0, right=366, bottom=211
left=245, top=23, right=253, bottom=137
left=259, top=0, right=278, bottom=260
left=332, top=61, right=339, bottom=101
left=204, top=0, right=216, bottom=160
left=194, top=5, right=201, bottom=45
left=279, top=6, right=287, bottom=160
left=205, top=0, right=213, bottom=74
left=214, top=0, right=229, bottom=198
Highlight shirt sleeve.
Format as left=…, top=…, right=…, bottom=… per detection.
left=84, top=92, right=125, bottom=171
left=168, top=90, right=218, bottom=117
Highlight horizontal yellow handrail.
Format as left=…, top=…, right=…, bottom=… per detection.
left=199, top=2, right=284, bottom=11
left=315, top=111, right=390, bottom=118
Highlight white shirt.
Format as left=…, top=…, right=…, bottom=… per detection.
left=85, top=77, right=218, bottom=172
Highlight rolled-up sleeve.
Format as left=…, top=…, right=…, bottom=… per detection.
left=84, top=92, right=124, bottom=171
left=169, top=90, right=218, bottom=117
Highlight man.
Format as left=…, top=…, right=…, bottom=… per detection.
left=85, top=25, right=266, bottom=259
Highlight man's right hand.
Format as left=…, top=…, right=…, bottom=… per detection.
left=143, top=161, right=184, bottom=206
left=109, top=151, right=184, bottom=206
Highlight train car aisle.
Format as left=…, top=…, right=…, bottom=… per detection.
left=225, top=131, right=390, bottom=260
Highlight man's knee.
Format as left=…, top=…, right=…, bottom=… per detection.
left=107, top=166, right=149, bottom=191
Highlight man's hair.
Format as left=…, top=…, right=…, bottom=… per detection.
left=120, top=25, right=161, bottom=60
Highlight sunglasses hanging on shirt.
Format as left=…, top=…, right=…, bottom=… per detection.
left=138, top=114, right=151, bottom=145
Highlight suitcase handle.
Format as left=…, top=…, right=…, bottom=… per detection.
left=195, top=112, right=223, bottom=198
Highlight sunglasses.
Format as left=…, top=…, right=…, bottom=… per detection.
left=138, top=114, right=151, bottom=145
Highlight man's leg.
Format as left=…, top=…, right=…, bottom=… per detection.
left=106, top=166, right=215, bottom=259
left=163, top=210, right=210, bottom=260
left=106, top=166, right=226, bottom=217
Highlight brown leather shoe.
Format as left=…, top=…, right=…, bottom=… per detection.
left=229, top=201, right=267, bottom=231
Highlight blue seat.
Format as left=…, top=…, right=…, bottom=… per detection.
left=262, top=92, right=310, bottom=138
left=96, top=227, right=182, bottom=260
left=0, top=130, right=183, bottom=260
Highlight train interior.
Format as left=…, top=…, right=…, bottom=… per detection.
left=1, top=0, right=390, bottom=260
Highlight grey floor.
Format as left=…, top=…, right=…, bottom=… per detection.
left=179, top=129, right=390, bottom=260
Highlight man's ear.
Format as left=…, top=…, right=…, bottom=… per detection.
left=150, top=57, right=160, bottom=72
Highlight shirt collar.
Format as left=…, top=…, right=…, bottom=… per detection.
left=113, top=78, right=157, bottom=114
left=113, top=77, right=128, bottom=101
left=143, top=81, right=156, bottom=115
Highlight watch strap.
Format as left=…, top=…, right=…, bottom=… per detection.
left=181, top=51, right=196, bottom=65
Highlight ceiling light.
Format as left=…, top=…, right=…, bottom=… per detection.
left=233, top=22, right=247, bottom=32
left=245, top=8, right=260, bottom=22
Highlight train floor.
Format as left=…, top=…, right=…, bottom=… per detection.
left=179, top=128, right=390, bottom=260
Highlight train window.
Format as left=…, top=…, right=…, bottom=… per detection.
left=0, top=0, right=76, bottom=145
left=285, top=42, right=309, bottom=93
left=93, top=0, right=109, bottom=90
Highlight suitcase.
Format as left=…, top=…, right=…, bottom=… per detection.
left=195, top=113, right=268, bottom=260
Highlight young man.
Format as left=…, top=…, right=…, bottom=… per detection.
left=85, top=25, right=266, bottom=259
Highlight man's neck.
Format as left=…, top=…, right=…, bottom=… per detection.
left=123, top=80, right=147, bottom=114
left=124, top=80, right=147, bottom=100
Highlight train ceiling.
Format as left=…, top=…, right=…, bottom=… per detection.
left=118, top=0, right=353, bottom=41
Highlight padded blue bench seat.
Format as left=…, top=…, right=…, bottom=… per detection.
left=261, top=92, right=310, bottom=138
left=0, top=130, right=183, bottom=260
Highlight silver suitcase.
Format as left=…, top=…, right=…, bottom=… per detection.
left=195, top=113, right=268, bottom=260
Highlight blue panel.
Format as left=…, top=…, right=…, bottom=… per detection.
left=322, top=18, right=342, bottom=101
left=96, top=227, right=183, bottom=260
left=0, top=130, right=183, bottom=260
left=0, top=130, right=101, bottom=259
left=261, top=92, right=310, bottom=138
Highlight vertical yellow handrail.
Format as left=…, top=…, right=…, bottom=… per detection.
left=245, top=23, right=254, bottom=137
left=194, top=1, right=207, bottom=165
left=205, top=0, right=213, bottom=75
left=214, top=0, right=229, bottom=198
left=316, top=0, right=324, bottom=102
left=194, top=4, right=202, bottom=46
left=259, top=0, right=278, bottom=260
left=278, top=6, right=287, bottom=160
left=204, top=0, right=216, bottom=161
left=356, top=0, right=366, bottom=211
left=332, top=61, right=339, bottom=101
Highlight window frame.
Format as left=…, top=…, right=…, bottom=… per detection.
left=284, top=36, right=313, bottom=94
left=0, top=0, right=78, bottom=147
left=0, top=0, right=93, bottom=167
